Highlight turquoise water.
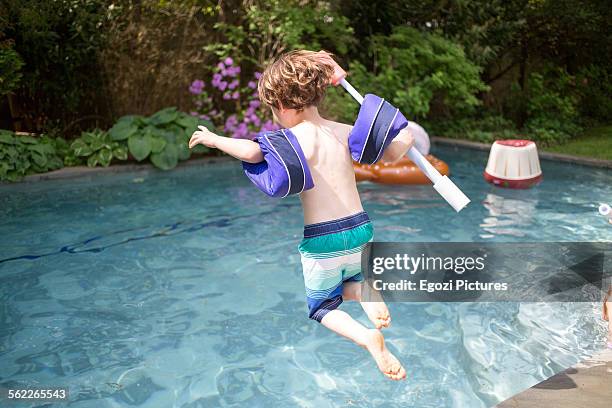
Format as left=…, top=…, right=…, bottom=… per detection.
left=0, top=146, right=610, bottom=408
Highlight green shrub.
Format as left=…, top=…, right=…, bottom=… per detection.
left=0, top=43, right=23, bottom=97
left=205, top=0, right=354, bottom=66
left=523, top=69, right=582, bottom=146
left=2, top=0, right=111, bottom=132
left=348, top=26, right=489, bottom=119
left=0, top=130, right=63, bottom=181
left=70, top=129, right=127, bottom=167
left=429, top=114, right=518, bottom=143
left=576, top=65, right=612, bottom=124
left=107, top=107, right=215, bottom=170
left=319, top=85, right=360, bottom=124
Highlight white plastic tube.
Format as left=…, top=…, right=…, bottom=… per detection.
left=339, top=78, right=470, bottom=212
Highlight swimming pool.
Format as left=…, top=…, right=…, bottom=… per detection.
left=1, top=145, right=610, bottom=407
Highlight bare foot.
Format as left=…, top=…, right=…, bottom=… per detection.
left=363, top=329, right=406, bottom=380
left=361, top=301, right=391, bottom=329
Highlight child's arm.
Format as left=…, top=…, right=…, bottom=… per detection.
left=189, top=126, right=263, bottom=163
left=380, top=128, right=415, bottom=163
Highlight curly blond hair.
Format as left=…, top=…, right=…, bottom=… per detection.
left=257, top=50, right=334, bottom=111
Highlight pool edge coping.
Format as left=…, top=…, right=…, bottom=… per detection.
left=432, top=136, right=612, bottom=169
left=495, top=347, right=612, bottom=407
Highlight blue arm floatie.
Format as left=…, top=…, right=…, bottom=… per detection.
left=242, top=95, right=405, bottom=197
left=349, top=94, right=408, bottom=164
left=242, top=129, right=314, bottom=197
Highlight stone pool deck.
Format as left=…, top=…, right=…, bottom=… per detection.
left=496, top=347, right=612, bottom=408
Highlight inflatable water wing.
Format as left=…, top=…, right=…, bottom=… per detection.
left=349, top=94, right=409, bottom=164
left=242, top=129, right=314, bottom=198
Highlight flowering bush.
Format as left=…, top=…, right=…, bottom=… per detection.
left=189, top=57, right=278, bottom=139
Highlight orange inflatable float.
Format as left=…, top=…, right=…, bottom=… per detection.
left=354, top=155, right=450, bottom=184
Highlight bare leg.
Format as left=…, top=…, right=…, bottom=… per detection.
left=320, top=309, right=406, bottom=380
left=343, top=281, right=391, bottom=329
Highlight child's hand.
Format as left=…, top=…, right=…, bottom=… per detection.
left=316, top=51, right=346, bottom=86
left=189, top=126, right=218, bottom=149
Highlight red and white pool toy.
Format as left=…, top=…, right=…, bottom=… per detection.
left=484, top=140, right=542, bottom=189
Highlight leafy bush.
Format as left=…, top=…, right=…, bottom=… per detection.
left=523, top=69, right=582, bottom=146
left=2, top=0, right=111, bottom=132
left=429, top=114, right=518, bottom=143
left=575, top=65, right=612, bottom=124
left=107, top=107, right=215, bottom=170
left=320, top=85, right=360, bottom=124
left=70, top=129, right=127, bottom=167
left=0, top=130, right=63, bottom=181
left=205, top=0, right=354, bottom=66
left=0, top=42, right=23, bottom=97
left=348, top=26, right=489, bottom=119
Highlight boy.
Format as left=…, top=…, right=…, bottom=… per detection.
left=189, top=50, right=413, bottom=380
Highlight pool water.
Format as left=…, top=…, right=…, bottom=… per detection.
left=1, top=146, right=610, bottom=408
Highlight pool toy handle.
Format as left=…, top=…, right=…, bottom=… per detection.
left=339, top=78, right=471, bottom=212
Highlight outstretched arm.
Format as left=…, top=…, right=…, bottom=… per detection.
left=381, top=128, right=414, bottom=164
left=189, top=126, right=264, bottom=163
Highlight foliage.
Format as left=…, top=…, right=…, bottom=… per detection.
left=523, top=69, right=582, bottom=146
left=205, top=0, right=354, bottom=67
left=575, top=65, right=612, bottom=124
left=429, top=114, right=518, bottom=144
left=70, top=129, right=127, bottom=167
left=0, top=130, right=63, bottom=181
left=189, top=58, right=277, bottom=139
left=0, top=42, right=23, bottom=97
left=0, top=108, right=219, bottom=182
left=2, top=0, right=112, bottom=132
left=348, top=26, right=489, bottom=119
left=320, top=85, right=360, bottom=124
left=107, top=107, right=215, bottom=170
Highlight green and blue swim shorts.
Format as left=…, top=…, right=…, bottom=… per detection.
left=298, top=211, right=373, bottom=322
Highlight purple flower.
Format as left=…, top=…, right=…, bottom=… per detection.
left=228, top=80, right=239, bottom=90
left=223, top=93, right=231, bottom=100
left=249, top=99, right=261, bottom=108
left=223, top=66, right=240, bottom=77
left=189, top=79, right=204, bottom=95
left=254, top=72, right=262, bottom=79
left=210, top=109, right=218, bottom=116
left=247, top=81, right=257, bottom=89
left=233, top=122, right=249, bottom=138
left=190, top=111, right=199, bottom=116
left=232, top=91, right=239, bottom=100
left=218, top=81, right=228, bottom=91
left=224, top=57, right=234, bottom=66
left=199, top=114, right=210, bottom=120
left=217, top=62, right=225, bottom=71
left=224, top=115, right=238, bottom=133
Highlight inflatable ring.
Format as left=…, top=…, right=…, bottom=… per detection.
left=353, top=155, right=450, bottom=184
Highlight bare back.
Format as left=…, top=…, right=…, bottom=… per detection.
left=291, top=120, right=364, bottom=225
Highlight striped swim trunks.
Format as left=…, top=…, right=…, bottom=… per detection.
left=298, top=211, right=374, bottom=322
